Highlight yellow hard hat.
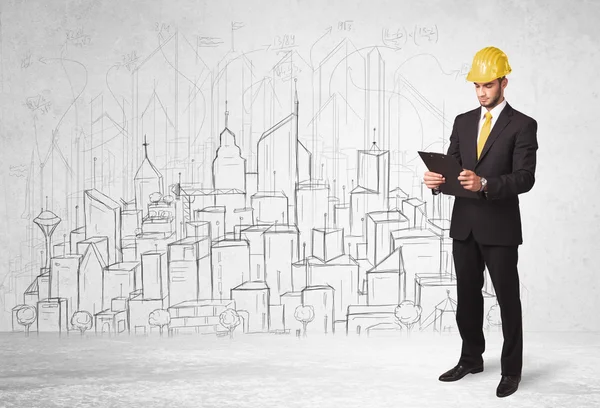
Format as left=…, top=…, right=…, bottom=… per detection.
left=466, top=47, right=512, bottom=83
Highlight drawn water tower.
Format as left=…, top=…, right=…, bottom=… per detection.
left=33, top=208, right=61, bottom=269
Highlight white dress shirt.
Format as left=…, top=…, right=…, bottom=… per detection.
left=477, top=98, right=507, bottom=143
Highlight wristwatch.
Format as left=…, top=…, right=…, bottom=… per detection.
left=480, top=177, right=487, bottom=192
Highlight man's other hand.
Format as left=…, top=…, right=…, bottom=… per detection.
left=458, top=169, right=482, bottom=191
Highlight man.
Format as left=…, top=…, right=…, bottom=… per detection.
left=423, top=46, right=538, bottom=398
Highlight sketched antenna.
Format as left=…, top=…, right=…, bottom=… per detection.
left=370, top=134, right=381, bottom=152
left=33, top=206, right=61, bottom=269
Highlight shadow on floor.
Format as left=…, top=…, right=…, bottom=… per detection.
left=520, top=360, right=567, bottom=387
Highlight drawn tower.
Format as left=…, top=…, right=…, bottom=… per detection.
left=256, top=83, right=300, bottom=225
left=212, top=103, right=247, bottom=191
left=134, top=136, right=164, bottom=217
left=33, top=208, right=61, bottom=269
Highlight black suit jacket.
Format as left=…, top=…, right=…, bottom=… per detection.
left=439, top=102, right=538, bottom=246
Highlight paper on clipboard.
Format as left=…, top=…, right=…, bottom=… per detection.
left=418, top=151, right=481, bottom=199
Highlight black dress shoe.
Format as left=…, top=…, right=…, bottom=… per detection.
left=496, top=375, right=521, bottom=398
left=438, top=364, right=484, bottom=382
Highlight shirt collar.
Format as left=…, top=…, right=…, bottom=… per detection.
left=480, top=98, right=507, bottom=121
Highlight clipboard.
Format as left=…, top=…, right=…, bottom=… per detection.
left=418, top=151, right=481, bottom=199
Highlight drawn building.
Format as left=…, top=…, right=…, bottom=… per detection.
left=37, top=298, right=68, bottom=333
left=231, top=281, right=270, bottom=333
left=95, top=297, right=128, bottom=335
left=414, top=272, right=457, bottom=325
left=366, top=210, right=410, bottom=266
left=168, top=299, right=235, bottom=335
left=418, top=290, right=458, bottom=333
left=167, top=236, right=212, bottom=306
left=346, top=304, right=397, bottom=336
left=366, top=246, right=406, bottom=305
left=301, top=285, right=335, bottom=334
left=211, top=107, right=247, bottom=235
left=84, top=189, right=122, bottom=264
left=78, top=238, right=108, bottom=315
left=281, top=291, right=303, bottom=334
left=134, top=137, right=164, bottom=218
left=185, top=221, right=211, bottom=239
left=401, top=197, right=427, bottom=229
left=134, top=232, right=177, bottom=259
left=305, top=254, right=360, bottom=324
left=257, top=87, right=311, bottom=225
left=291, top=258, right=309, bottom=293
left=24, top=271, right=50, bottom=306
left=268, top=304, right=285, bottom=332
left=70, top=227, right=86, bottom=255
left=196, top=206, right=226, bottom=240
left=212, top=107, right=247, bottom=193
left=312, top=227, right=344, bottom=263
left=391, top=228, right=443, bottom=299
left=49, top=254, right=82, bottom=323
left=102, top=262, right=140, bottom=310
left=140, top=251, right=168, bottom=300
left=263, top=223, right=299, bottom=303
left=128, top=290, right=165, bottom=335
left=350, top=144, right=390, bottom=236
left=239, top=223, right=271, bottom=281
left=122, top=208, right=143, bottom=238
left=250, top=192, right=288, bottom=224
left=211, top=239, right=251, bottom=301
left=296, top=181, right=330, bottom=256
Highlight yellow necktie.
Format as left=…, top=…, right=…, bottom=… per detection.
left=477, top=111, right=492, bottom=159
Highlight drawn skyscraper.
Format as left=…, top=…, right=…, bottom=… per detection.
left=257, top=84, right=310, bottom=225
left=84, top=190, right=123, bottom=264
left=212, top=105, right=246, bottom=192
left=212, top=105, right=247, bottom=234
left=134, top=136, right=164, bottom=217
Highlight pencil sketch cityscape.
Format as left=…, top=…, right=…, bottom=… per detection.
left=0, top=18, right=527, bottom=340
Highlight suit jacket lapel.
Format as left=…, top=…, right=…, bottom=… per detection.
left=475, top=103, right=513, bottom=168
left=463, top=109, right=479, bottom=170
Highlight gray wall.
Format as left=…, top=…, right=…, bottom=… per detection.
left=0, top=0, right=597, bottom=332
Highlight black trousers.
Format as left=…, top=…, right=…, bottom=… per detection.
left=452, top=232, right=523, bottom=376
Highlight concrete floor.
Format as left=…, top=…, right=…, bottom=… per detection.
left=0, top=330, right=598, bottom=407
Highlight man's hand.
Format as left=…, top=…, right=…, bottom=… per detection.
left=458, top=169, right=482, bottom=191
left=424, top=171, right=445, bottom=189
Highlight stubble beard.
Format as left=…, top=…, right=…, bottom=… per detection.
left=481, top=91, right=503, bottom=109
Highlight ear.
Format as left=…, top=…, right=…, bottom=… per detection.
left=502, top=77, right=508, bottom=89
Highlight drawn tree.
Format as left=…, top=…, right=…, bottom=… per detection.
left=71, top=311, right=93, bottom=336
left=219, top=308, right=241, bottom=339
left=149, top=309, right=171, bottom=336
left=149, top=192, right=162, bottom=205
left=394, top=300, right=422, bottom=335
left=486, top=302, right=502, bottom=331
left=16, top=305, right=37, bottom=337
left=294, top=305, right=315, bottom=337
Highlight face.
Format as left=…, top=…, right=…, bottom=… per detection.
left=475, top=78, right=507, bottom=109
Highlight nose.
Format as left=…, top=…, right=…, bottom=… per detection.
left=477, top=87, right=486, bottom=98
